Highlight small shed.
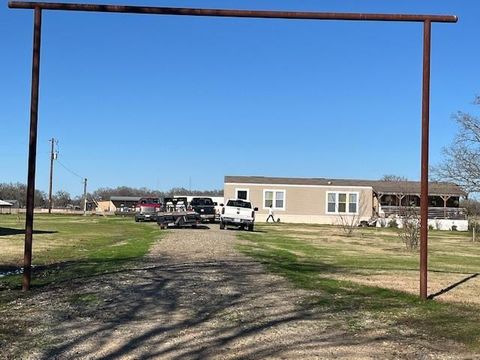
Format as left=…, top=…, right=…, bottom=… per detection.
left=4, top=200, right=20, bottom=209
left=0, top=200, right=13, bottom=214
left=95, top=196, right=142, bottom=213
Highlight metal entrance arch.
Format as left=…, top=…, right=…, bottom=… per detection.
left=8, top=1, right=458, bottom=298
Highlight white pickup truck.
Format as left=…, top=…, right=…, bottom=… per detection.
left=220, top=199, right=258, bottom=231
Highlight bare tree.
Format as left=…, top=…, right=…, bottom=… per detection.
left=0, top=182, right=46, bottom=208
left=53, top=190, right=72, bottom=208
left=378, top=177, right=421, bottom=249
left=432, top=96, right=480, bottom=196
left=461, top=198, right=480, bottom=217
left=398, top=204, right=420, bottom=250
left=380, top=174, right=408, bottom=182
left=337, top=213, right=359, bottom=237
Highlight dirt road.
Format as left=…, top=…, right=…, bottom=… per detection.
left=3, top=226, right=469, bottom=359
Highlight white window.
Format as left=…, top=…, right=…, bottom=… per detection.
left=265, top=191, right=273, bottom=207
left=338, top=193, right=347, bottom=213
left=235, top=188, right=249, bottom=200
left=349, top=193, right=358, bottom=213
left=327, top=193, right=336, bottom=213
left=275, top=191, right=284, bottom=209
left=263, top=190, right=285, bottom=210
left=326, top=192, right=359, bottom=214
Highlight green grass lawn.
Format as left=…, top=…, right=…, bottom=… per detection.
left=238, top=223, right=480, bottom=350
left=0, top=214, right=161, bottom=291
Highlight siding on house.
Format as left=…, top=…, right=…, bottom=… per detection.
left=224, top=175, right=466, bottom=225
left=224, top=179, right=373, bottom=224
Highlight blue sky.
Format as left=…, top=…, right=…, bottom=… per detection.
left=1, top=0, right=479, bottom=196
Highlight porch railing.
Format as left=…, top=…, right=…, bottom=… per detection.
left=380, top=206, right=467, bottom=220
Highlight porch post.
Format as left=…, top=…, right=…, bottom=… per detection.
left=441, top=195, right=450, bottom=219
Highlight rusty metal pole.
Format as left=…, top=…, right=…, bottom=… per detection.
left=8, top=2, right=458, bottom=24
left=23, top=6, right=42, bottom=291
left=8, top=1, right=457, bottom=298
left=420, top=20, right=431, bottom=300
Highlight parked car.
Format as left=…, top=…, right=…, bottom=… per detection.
left=190, top=197, right=216, bottom=223
left=220, top=199, right=258, bottom=231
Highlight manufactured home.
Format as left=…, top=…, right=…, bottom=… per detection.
left=224, top=176, right=467, bottom=230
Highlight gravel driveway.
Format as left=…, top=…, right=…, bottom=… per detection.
left=4, top=225, right=470, bottom=359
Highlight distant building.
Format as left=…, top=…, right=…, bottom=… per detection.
left=174, top=195, right=224, bottom=206
left=96, top=196, right=142, bottom=213
left=224, top=175, right=467, bottom=230
left=0, top=200, right=13, bottom=214
left=4, top=200, right=20, bottom=209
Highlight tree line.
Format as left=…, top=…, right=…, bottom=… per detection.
left=0, top=183, right=223, bottom=208
left=0, top=183, right=48, bottom=208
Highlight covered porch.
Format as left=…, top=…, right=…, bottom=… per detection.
left=371, top=181, right=467, bottom=220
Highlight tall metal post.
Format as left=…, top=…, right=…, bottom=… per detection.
left=420, top=20, right=431, bottom=300
left=48, top=137, right=55, bottom=213
left=23, top=6, right=42, bottom=291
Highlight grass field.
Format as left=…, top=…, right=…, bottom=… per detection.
left=2, top=215, right=480, bottom=351
left=238, top=223, right=480, bottom=349
left=0, top=214, right=160, bottom=291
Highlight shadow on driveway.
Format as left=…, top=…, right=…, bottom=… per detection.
left=32, top=256, right=445, bottom=359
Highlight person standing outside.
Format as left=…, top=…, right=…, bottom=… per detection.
left=266, top=205, right=275, bottom=222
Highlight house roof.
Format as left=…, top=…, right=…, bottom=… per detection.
left=224, top=176, right=466, bottom=197
left=110, top=196, right=142, bottom=202
left=4, top=200, right=19, bottom=208
left=0, top=200, right=13, bottom=206
left=371, top=181, right=466, bottom=197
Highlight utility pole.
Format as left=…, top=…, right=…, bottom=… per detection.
left=83, top=178, right=87, bottom=216
left=48, top=138, right=57, bottom=214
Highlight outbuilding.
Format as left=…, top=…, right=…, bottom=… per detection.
left=95, top=196, right=142, bottom=213
left=0, top=200, right=13, bottom=214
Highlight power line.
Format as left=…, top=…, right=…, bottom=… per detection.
left=56, top=159, right=84, bottom=181
left=54, top=141, right=84, bottom=181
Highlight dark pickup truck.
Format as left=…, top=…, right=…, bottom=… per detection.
left=190, top=197, right=216, bottom=223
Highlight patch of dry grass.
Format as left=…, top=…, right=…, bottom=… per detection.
left=250, top=223, right=480, bottom=305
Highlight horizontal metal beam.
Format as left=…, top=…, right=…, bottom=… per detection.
left=9, top=1, right=458, bottom=23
